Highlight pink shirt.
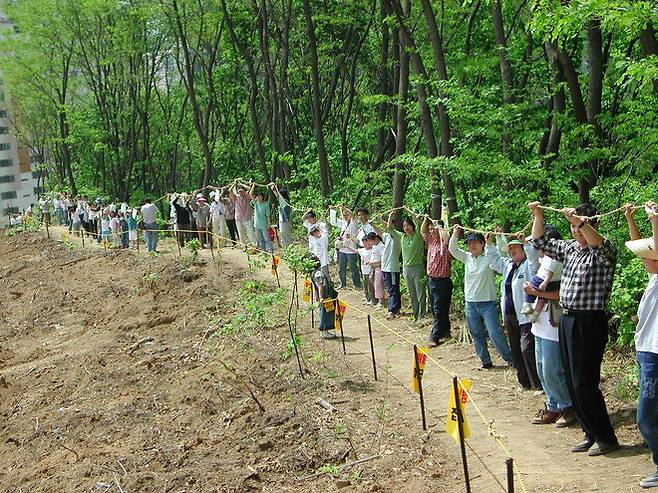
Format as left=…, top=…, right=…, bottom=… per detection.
left=233, top=194, right=252, bottom=221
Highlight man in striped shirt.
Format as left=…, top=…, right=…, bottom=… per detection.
left=529, top=201, right=619, bottom=457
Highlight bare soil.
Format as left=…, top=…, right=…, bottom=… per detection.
left=0, top=228, right=652, bottom=493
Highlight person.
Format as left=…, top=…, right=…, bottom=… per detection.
left=332, top=207, right=362, bottom=290
left=449, top=226, right=514, bottom=369
left=366, top=232, right=386, bottom=308
left=303, top=210, right=326, bottom=243
left=127, top=210, right=138, bottom=248
left=421, top=216, right=453, bottom=345
left=194, top=195, right=210, bottom=248
left=39, top=196, right=51, bottom=226
left=140, top=198, right=159, bottom=253
left=270, top=183, right=293, bottom=249
left=529, top=201, right=618, bottom=456
left=346, top=237, right=375, bottom=305
left=373, top=213, right=402, bottom=320
left=486, top=231, right=542, bottom=390
left=624, top=202, right=658, bottom=488
left=172, top=193, right=193, bottom=247
left=521, top=235, right=563, bottom=323
left=311, top=257, right=338, bottom=340
left=210, top=191, right=227, bottom=248
left=356, top=208, right=374, bottom=247
left=222, top=193, right=239, bottom=246
left=387, top=216, right=426, bottom=323
left=309, top=224, right=330, bottom=277
left=524, top=276, right=575, bottom=427
left=251, top=185, right=274, bottom=253
left=229, top=185, right=257, bottom=249
left=69, top=206, right=82, bottom=236
left=119, top=212, right=129, bottom=249
left=110, top=212, right=121, bottom=248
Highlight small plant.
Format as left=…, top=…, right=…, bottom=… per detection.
left=283, top=334, right=305, bottom=360
left=311, top=350, right=325, bottom=364
left=61, top=232, right=75, bottom=251
left=318, top=463, right=340, bottom=475
left=143, top=272, right=159, bottom=288
left=332, top=421, right=347, bottom=438
left=283, top=244, right=318, bottom=273
left=377, top=400, right=389, bottom=423
left=187, top=238, right=200, bottom=263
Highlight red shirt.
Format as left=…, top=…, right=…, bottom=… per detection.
left=425, top=229, right=452, bottom=278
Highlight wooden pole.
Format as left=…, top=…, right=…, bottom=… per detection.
left=413, top=345, right=427, bottom=430
left=337, top=298, right=346, bottom=355
left=453, top=376, right=471, bottom=493
left=506, top=458, right=514, bottom=493
left=367, top=315, right=378, bottom=381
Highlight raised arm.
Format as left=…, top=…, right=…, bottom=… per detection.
left=485, top=232, right=507, bottom=274
left=420, top=215, right=431, bottom=238
left=529, top=201, right=545, bottom=239
left=448, top=225, right=468, bottom=263
left=625, top=203, right=641, bottom=241
left=563, top=207, right=604, bottom=248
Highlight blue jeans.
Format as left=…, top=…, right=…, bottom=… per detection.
left=143, top=222, right=158, bottom=252
left=383, top=271, right=401, bottom=314
left=638, top=351, right=658, bottom=465
left=535, top=335, right=572, bottom=412
left=255, top=226, right=273, bottom=253
left=338, top=251, right=362, bottom=288
left=465, top=301, right=513, bottom=366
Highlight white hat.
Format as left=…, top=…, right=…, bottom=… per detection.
left=625, top=238, right=658, bottom=260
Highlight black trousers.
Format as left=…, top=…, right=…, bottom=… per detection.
left=560, top=311, right=617, bottom=444
left=428, top=276, right=452, bottom=341
left=226, top=219, right=238, bottom=242
left=506, top=312, right=541, bottom=389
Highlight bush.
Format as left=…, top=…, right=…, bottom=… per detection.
left=609, top=257, right=648, bottom=346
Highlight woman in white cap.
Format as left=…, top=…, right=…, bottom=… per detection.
left=625, top=202, right=658, bottom=489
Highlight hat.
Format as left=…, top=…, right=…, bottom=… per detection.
left=626, top=238, right=658, bottom=260
left=197, top=197, right=207, bottom=203
left=465, top=232, right=485, bottom=243
left=507, top=239, right=524, bottom=247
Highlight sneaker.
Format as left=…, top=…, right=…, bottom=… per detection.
left=478, top=362, right=494, bottom=370
left=532, top=390, right=545, bottom=397
left=362, top=300, right=370, bottom=306
left=520, top=303, right=534, bottom=315
left=336, top=284, right=345, bottom=290
left=640, top=469, right=658, bottom=488
left=320, top=330, right=337, bottom=340
left=531, top=408, right=560, bottom=425
left=555, top=408, right=576, bottom=428
left=426, top=339, right=439, bottom=348
left=587, top=441, right=620, bottom=457
left=385, top=312, right=396, bottom=320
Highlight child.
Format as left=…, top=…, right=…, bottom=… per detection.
left=521, top=225, right=562, bottom=322
left=366, top=232, right=386, bottom=308
left=127, top=210, right=138, bottom=248
left=625, top=202, right=658, bottom=489
left=310, top=225, right=330, bottom=277
left=110, top=212, right=121, bottom=248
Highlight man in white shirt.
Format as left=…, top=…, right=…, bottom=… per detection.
left=310, top=225, right=330, bottom=277
left=331, top=207, right=362, bottom=290
left=140, top=198, right=159, bottom=253
left=356, top=208, right=374, bottom=246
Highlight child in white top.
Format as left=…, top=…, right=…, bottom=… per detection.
left=367, top=232, right=386, bottom=308
left=522, top=226, right=563, bottom=322
left=310, top=226, right=330, bottom=277
left=355, top=237, right=374, bottom=305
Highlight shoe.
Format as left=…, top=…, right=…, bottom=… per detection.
left=526, top=311, right=539, bottom=323
left=478, top=362, right=494, bottom=370
left=587, top=441, right=620, bottom=457
left=320, top=331, right=337, bottom=340
left=362, top=300, right=370, bottom=306
left=385, top=312, right=396, bottom=320
left=571, top=439, right=594, bottom=453
left=520, top=303, right=533, bottom=315
left=532, top=390, right=545, bottom=397
left=531, top=408, right=560, bottom=425
left=336, top=284, right=345, bottom=290
left=426, top=339, right=439, bottom=348
left=555, top=408, right=576, bottom=428
left=640, top=469, right=658, bottom=488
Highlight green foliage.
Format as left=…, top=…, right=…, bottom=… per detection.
left=609, top=258, right=648, bottom=346
left=283, top=244, right=318, bottom=274
left=216, top=280, right=286, bottom=336
left=187, top=238, right=200, bottom=263
left=142, top=272, right=159, bottom=288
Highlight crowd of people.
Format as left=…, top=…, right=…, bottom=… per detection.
left=8, top=185, right=658, bottom=489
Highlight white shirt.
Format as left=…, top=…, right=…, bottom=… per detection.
left=311, top=232, right=329, bottom=267
left=537, top=255, right=562, bottom=282
left=303, top=219, right=327, bottom=252
left=636, top=274, right=658, bottom=354
left=449, top=234, right=497, bottom=302
left=337, top=219, right=358, bottom=253
left=141, top=203, right=157, bottom=223
left=356, top=222, right=374, bottom=246
left=369, top=242, right=384, bottom=266
left=210, top=201, right=225, bottom=221
left=357, top=248, right=372, bottom=275
left=531, top=300, right=558, bottom=342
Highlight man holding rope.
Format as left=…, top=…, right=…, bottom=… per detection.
left=529, top=201, right=619, bottom=456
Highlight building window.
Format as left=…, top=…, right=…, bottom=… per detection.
left=0, top=175, right=15, bottom=183
left=0, top=158, right=12, bottom=167
left=0, top=110, right=6, bottom=118
left=33, top=186, right=43, bottom=195
left=3, top=207, right=19, bottom=215
left=0, top=143, right=10, bottom=150
left=0, top=127, right=7, bottom=134
left=1, top=191, right=16, bottom=200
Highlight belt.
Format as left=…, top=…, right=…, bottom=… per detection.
left=562, top=308, right=605, bottom=317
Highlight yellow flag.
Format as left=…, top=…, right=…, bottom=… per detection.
left=446, top=378, right=472, bottom=443
left=271, top=255, right=280, bottom=276
left=334, top=300, right=347, bottom=332
left=411, top=347, right=428, bottom=393
left=302, top=278, right=312, bottom=302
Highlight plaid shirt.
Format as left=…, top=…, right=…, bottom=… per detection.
left=425, top=229, right=452, bottom=278
left=532, top=235, right=617, bottom=311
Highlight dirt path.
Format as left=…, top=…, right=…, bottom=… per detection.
left=22, top=227, right=652, bottom=492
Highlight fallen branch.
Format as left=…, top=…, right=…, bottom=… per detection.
left=314, top=398, right=337, bottom=412
left=127, top=337, right=154, bottom=355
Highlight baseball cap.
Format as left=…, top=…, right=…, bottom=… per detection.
left=465, top=233, right=485, bottom=243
